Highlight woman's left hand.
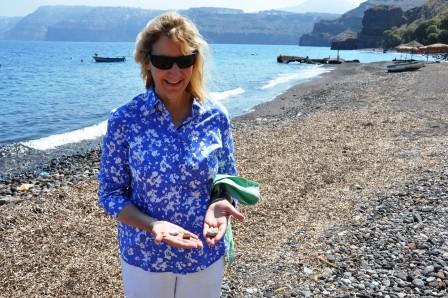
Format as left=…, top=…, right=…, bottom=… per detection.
left=203, top=200, right=245, bottom=246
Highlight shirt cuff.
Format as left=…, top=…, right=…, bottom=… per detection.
left=98, top=195, right=132, bottom=218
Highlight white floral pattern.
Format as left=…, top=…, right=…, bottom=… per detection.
left=98, top=88, right=237, bottom=274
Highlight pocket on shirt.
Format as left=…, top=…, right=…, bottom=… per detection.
left=182, top=131, right=222, bottom=180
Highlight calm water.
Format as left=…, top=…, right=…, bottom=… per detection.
left=0, top=40, right=401, bottom=150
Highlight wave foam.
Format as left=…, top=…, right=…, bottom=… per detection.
left=21, top=120, right=108, bottom=151
left=209, top=87, right=245, bottom=101
left=261, top=68, right=331, bottom=90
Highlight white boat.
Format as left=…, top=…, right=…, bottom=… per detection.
left=387, top=61, right=425, bottom=72
left=92, top=53, right=126, bottom=63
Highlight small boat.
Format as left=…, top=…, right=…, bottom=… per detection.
left=392, top=58, right=418, bottom=63
left=92, top=53, right=126, bottom=63
left=387, top=60, right=424, bottom=72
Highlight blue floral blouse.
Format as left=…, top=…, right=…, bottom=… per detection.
left=97, top=88, right=237, bottom=274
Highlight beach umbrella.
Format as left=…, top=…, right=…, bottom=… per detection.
left=394, top=44, right=420, bottom=60
left=418, top=43, right=448, bottom=61
left=402, top=40, right=424, bottom=48
left=394, top=41, right=423, bottom=60
left=395, top=45, right=414, bottom=52
left=418, top=43, right=448, bottom=54
left=395, top=41, right=423, bottom=52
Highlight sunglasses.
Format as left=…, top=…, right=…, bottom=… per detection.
left=149, top=53, right=197, bottom=70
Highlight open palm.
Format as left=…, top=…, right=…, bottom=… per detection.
left=203, top=200, right=244, bottom=246
left=152, top=220, right=203, bottom=249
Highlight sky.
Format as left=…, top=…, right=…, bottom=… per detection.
left=0, top=0, right=365, bottom=17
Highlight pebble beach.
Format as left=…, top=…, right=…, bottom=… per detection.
left=1, top=62, right=448, bottom=297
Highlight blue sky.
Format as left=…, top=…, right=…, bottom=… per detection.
left=1, top=0, right=364, bottom=17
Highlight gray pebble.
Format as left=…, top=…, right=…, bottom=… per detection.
left=413, top=278, right=425, bottom=287
left=424, top=265, right=435, bottom=275
left=369, top=281, right=379, bottom=289
left=300, top=290, right=312, bottom=298
left=341, top=278, right=351, bottom=285
left=303, top=266, right=313, bottom=276
left=395, top=271, right=408, bottom=281
left=412, top=212, right=422, bottom=223
left=320, top=268, right=333, bottom=279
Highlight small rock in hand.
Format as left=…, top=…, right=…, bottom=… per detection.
left=207, top=227, right=219, bottom=237
left=169, top=230, right=179, bottom=236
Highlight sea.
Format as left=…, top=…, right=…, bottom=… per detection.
left=0, top=40, right=402, bottom=177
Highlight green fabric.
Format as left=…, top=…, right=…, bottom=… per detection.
left=211, top=174, right=260, bottom=265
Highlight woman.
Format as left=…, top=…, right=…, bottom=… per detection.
left=97, top=11, right=244, bottom=298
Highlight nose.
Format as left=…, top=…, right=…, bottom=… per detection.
left=167, top=62, right=181, bottom=74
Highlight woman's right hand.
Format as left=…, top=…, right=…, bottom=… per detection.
left=116, top=204, right=203, bottom=249
left=151, top=221, right=203, bottom=249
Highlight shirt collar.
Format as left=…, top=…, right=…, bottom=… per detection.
left=191, top=98, right=206, bottom=117
left=145, top=86, right=206, bottom=116
left=145, top=87, right=161, bottom=113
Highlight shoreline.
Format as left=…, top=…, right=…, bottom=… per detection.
left=235, top=61, right=387, bottom=121
left=0, top=64, right=334, bottom=183
left=2, top=61, right=448, bottom=296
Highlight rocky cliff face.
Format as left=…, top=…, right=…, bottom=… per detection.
left=361, top=6, right=406, bottom=36
left=300, top=17, right=360, bottom=46
left=403, top=0, right=447, bottom=23
left=360, top=5, right=406, bottom=48
left=299, top=0, right=425, bottom=47
left=331, top=5, right=406, bottom=49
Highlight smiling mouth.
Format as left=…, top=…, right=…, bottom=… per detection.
left=165, top=79, right=183, bottom=86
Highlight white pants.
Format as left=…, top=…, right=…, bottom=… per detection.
left=120, top=257, right=225, bottom=298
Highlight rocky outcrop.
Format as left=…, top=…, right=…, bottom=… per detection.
left=331, top=5, right=406, bottom=49
left=361, top=6, right=406, bottom=37
left=360, top=5, right=406, bottom=48
left=300, top=0, right=425, bottom=47
left=300, top=15, right=363, bottom=46
left=331, top=31, right=360, bottom=50
left=300, top=17, right=359, bottom=46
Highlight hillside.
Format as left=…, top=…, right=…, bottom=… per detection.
left=0, top=16, right=22, bottom=39
left=383, top=0, right=448, bottom=47
left=282, top=0, right=360, bottom=14
left=2, top=6, right=337, bottom=45
left=299, top=0, right=426, bottom=46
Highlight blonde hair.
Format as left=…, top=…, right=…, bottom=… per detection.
left=134, top=11, right=208, bottom=101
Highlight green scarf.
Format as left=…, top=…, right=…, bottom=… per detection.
left=211, top=174, right=260, bottom=265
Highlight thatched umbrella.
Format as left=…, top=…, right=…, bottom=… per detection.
left=394, top=43, right=421, bottom=60
left=418, top=43, right=448, bottom=61
left=403, top=40, right=424, bottom=48
left=395, top=41, right=423, bottom=52
left=395, top=45, right=415, bottom=53
left=418, top=43, right=448, bottom=54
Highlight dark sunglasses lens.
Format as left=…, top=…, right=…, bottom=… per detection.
left=150, top=54, right=196, bottom=69
left=176, top=54, right=196, bottom=68
left=151, top=56, right=174, bottom=69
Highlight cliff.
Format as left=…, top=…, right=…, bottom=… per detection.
left=299, top=0, right=426, bottom=47
left=3, top=6, right=161, bottom=41
left=333, top=5, right=406, bottom=49
left=2, top=6, right=333, bottom=45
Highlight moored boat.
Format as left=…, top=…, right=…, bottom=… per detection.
left=387, top=61, right=424, bottom=72
left=92, top=54, right=126, bottom=63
